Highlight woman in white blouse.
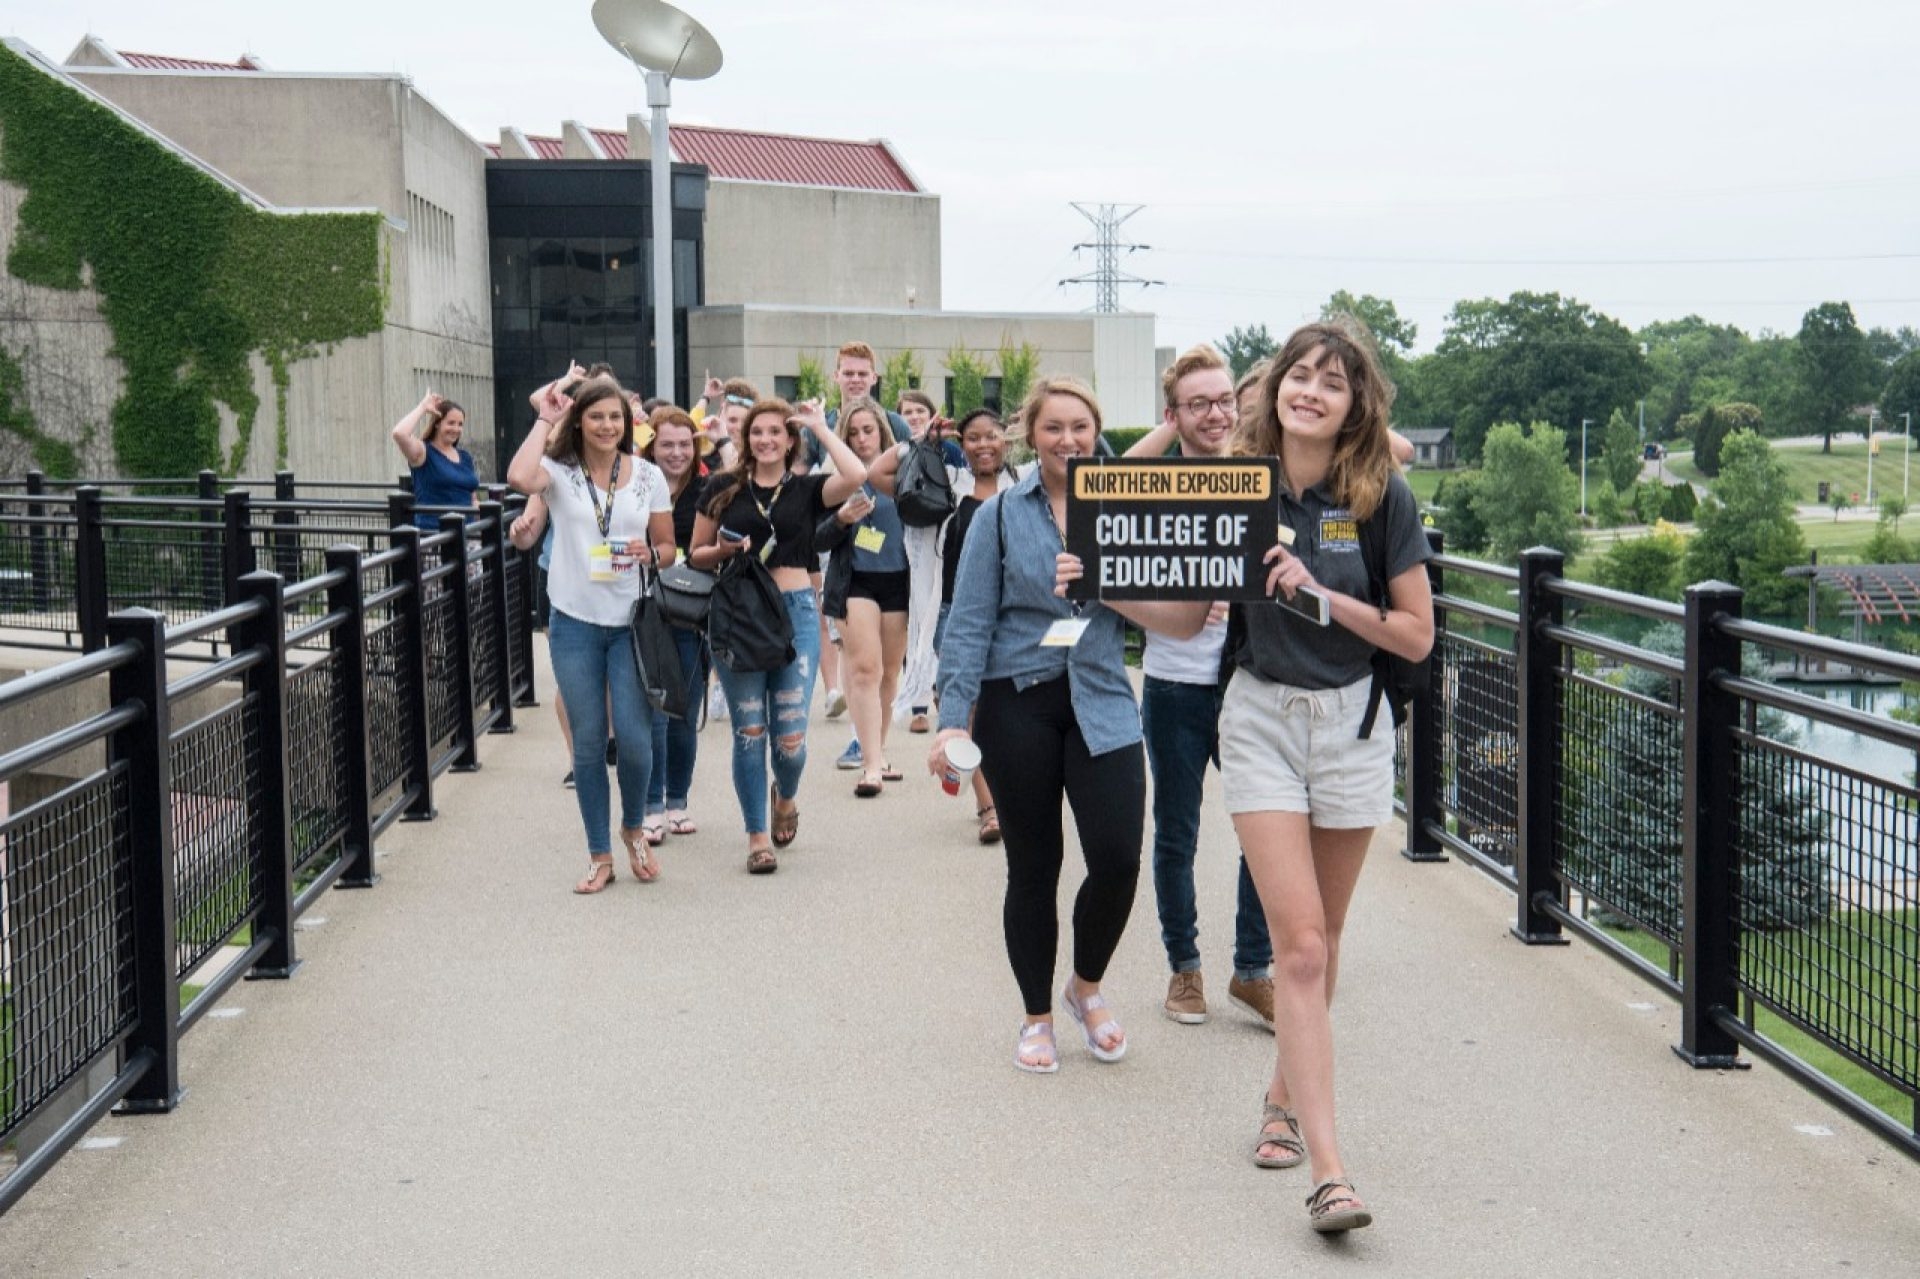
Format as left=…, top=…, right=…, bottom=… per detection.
left=507, top=374, right=676, bottom=894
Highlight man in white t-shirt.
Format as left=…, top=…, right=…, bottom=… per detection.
left=1129, top=345, right=1274, bottom=1028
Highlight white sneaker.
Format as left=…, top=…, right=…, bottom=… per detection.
left=824, top=687, right=847, bottom=719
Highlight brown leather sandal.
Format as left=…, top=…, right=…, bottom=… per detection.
left=1306, top=1179, right=1372, bottom=1233
left=1253, top=1100, right=1305, bottom=1169
left=977, top=805, right=1001, bottom=844
left=747, top=845, right=778, bottom=875
left=770, top=784, right=799, bottom=847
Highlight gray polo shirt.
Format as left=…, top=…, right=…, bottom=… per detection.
left=1235, top=471, right=1430, bottom=690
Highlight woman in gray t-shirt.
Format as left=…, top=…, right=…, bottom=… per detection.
left=1220, top=320, right=1434, bottom=1235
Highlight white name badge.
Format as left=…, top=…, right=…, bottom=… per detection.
left=1040, top=617, right=1091, bottom=648
left=588, top=543, right=616, bottom=582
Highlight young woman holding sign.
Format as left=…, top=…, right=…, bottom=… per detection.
left=506, top=375, right=676, bottom=895
left=1222, top=319, right=1433, bottom=1233
left=930, top=378, right=1204, bottom=1075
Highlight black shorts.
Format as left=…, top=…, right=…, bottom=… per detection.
left=847, top=569, right=911, bottom=613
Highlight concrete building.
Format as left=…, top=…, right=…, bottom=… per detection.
left=1, top=34, right=1160, bottom=486
left=60, top=39, right=494, bottom=482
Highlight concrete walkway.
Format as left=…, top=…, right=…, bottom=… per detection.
left=4, top=654, right=1918, bottom=1277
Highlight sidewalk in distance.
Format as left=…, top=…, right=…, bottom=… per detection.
left=2, top=652, right=1916, bottom=1276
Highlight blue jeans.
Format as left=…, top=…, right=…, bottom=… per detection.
left=548, top=608, right=655, bottom=856
left=1141, top=675, right=1271, bottom=979
left=713, top=587, right=821, bottom=835
left=647, top=625, right=708, bottom=814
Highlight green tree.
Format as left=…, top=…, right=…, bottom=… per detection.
left=1661, top=481, right=1698, bottom=524
left=1594, top=527, right=1686, bottom=600
left=1730, top=332, right=1798, bottom=432
left=1600, top=407, right=1640, bottom=491
left=996, top=337, right=1041, bottom=423
left=1882, top=494, right=1908, bottom=534
left=1683, top=431, right=1806, bottom=612
left=1431, top=469, right=1489, bottom=553
left=1637, top=315, right=1751, bottom=439
left=1865, top=324, right=1920, bottom=366
left=879, top=348, right=923, bottom=409
left=1217, top=324, right=1277, bottom=380
left=1861, top=516, right=1913, bottom=564
left=1422, top=292, right=1648, bottom=465
left=1829, top=488, right=1853, bottom=521
left=1470, top=421, right=1583, bottom=562
left=945, top=345, right=990, bottom=416
left=1791, top=301, right=1880, bottom=452
left=1321, top=291, right=1417, bottom=354
left=1691, top=402, right=1762, bottom=479
left=1877, top=350, right=1920, bottom=435
left=794, top=353, right=829, bottom=404
left=1631, top=481, right=1668, bottom=524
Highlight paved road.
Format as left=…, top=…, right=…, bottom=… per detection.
left=4, top=654, right=1917, bottom=1276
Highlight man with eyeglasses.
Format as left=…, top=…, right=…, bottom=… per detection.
left=1125, top=344, right=1277, bottom=1030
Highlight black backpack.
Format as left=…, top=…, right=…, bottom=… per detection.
left=1355, top=514, right=1427, bottom=740
left=894, top=436, right=957, bottom=527
left=707, top=554, right=796, bottom=674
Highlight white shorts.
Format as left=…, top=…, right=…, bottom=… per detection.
left=1219, top=669, right=1394, bottom=828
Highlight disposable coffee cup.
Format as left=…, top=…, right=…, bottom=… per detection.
left=941, top=738, right=982, bottom=796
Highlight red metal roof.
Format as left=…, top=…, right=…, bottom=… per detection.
left=669, top=124, right=917, bottom=192
left=118, top=51, right=262, bottom=71
left=483, top=142, right=502, bottom=158
left=570, top=123, right=915, bottom=192
left=524, top=134, right=567, bottom=160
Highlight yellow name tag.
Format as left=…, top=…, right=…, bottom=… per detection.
left=854, top=525, right=888, bottom=554
left=588, top=543, right=615, bottom=582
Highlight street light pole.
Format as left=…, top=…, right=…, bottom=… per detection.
left=1580, top=418, right=1592, bottom=518
left=1905, top=411, right=1912, bottom=501
left=1867, top=409, right=1877, bottom=506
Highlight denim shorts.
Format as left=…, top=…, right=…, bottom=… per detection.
left=1219, top=670, right=1393, bottom=828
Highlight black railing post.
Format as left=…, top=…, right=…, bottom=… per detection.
left=235, top=572, right=300, bottom=980
left=512, top=496, right=540, bottom=707
left=198, top=469, right=222, bottom=612
left=1401, top=527, right=1447, bottom=863
left=442, top=511, right=481, bottom=771
left=327, top=545, right=379, bottom=888
left=272, top=470, right=300, bottom=583
left=1675, top=580, right=1746, bottom=1068
left=111, top=607, right=182, bottom=1112
left=479, top=500, right=515, bottom=733
left=1512, top=545, right=1570, bottom=945
left=221, top=490, right=254, bottom=605
left=387, top=491, right=416, bottom=537
left=391, top=525, right=436, bottom=822
left=25, top=468, right=52, bottom=613
left=74, top=485, right=109, bottom=652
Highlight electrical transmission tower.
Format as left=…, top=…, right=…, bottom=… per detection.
left=1059, top=202, right=1161, bottom=312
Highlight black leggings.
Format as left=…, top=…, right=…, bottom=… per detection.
left=974, top=675, right=1145, bottom=1017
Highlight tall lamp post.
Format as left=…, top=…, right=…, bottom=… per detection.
left=592, top=0, right=723, bottom=404
left=1579, top=418, right=1592, bottom=519
left=1905, top=411, right=1912, bottom=501
left=1867, top=409, right=1878, bottom=507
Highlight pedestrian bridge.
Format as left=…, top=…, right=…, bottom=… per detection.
left=1, top=476, right=1917, bottom=1274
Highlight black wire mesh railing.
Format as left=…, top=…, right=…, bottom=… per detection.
left=0, top=499, right=79, bottom=642
left=1733, top=729, right=1919, bottom=1101
left=0, top=767, right=136, bottom=1145
left=364, top=606, right=415, bottom=807
left=1557, top=671, right=1686, bottom=945
left=1440, top=633, right=1519, bottom=874
left=169, top=695, right=263, bottom=980
left=100, top=504, right=224, bottom=628
left=287, top=653, right=350, bottom=876
left=468, top=564, right=500, bottom=721
left=423, top=574, right=461, bottom=754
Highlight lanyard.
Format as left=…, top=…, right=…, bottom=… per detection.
left=584, top=454, right=623, bottom=538
left=1043, top=491, right=1084, bottom=619
left=749, top=474, right=788, bottom=527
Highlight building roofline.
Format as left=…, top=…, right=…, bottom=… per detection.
left=706, top=175, right=937, bottom=200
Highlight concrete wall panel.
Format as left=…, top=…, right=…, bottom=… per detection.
left=703, top=182, right=941, bottom=312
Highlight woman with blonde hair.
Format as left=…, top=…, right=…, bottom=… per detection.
left=638, top=406, right=713, bottom=840
left=931, top=378, right=1204, bottom=1074
left=1221, top=318, right=1433, bottom=1232
left=506, top=374, right=677, bottom=894
left=390, top=392, right=479, bottom=529
left=816, top=397, right=911, bottom=797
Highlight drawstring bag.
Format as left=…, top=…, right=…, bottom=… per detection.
left=894, top=437, right=956, bottom=528
left=707, top=553, right=795, bottom=674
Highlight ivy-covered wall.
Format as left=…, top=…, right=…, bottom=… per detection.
left=0, top=44, right=386, bottom=477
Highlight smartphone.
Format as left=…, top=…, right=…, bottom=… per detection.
left=719, top=526, right=747, bottom=545
left=1274, top=585, right=1331, bottom=627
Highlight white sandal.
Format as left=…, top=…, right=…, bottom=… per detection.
left=1061, top=981, right=1127, bottom=1063
left=1014, top=1021, right=1059, bottom=1074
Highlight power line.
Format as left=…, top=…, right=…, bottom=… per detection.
left=1156, top=248, right=1920, bottom=268
left=1059, top=203, right=1161, bottom=313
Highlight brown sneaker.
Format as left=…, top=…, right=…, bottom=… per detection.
left=1164, top=970, right=1208, bottom=1024
left=1227, top=975, right=1275, bottom=1032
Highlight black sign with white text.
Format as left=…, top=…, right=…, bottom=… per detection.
left=1064, top=456, right=1280, bottom=601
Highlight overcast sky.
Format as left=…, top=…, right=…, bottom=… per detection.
left=10, top=1, right=1918, bottom=353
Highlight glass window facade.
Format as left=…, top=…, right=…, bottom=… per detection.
left=485, top=160, right=707, bottom=474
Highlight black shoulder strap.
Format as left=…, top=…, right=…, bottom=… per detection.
left=1356, top=505, right=1391, bottom=740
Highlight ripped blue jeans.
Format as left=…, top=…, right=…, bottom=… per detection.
left=712, top=587, right=821, bottom=835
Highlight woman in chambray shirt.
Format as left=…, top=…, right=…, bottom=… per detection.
left=930, top=378, right=1204, bottom=1076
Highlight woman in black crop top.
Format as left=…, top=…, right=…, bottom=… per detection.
left=687, top=398, right=868, bottom=874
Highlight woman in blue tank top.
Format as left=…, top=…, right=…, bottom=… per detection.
left=392, top=392, right=479, bottom=530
